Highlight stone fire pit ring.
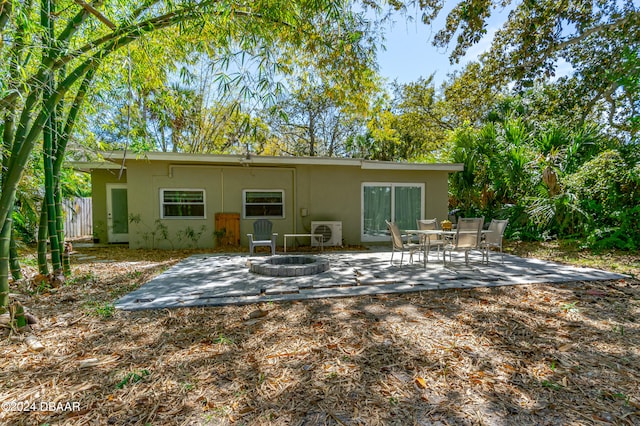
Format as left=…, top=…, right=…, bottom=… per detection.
left=250, top=255, right=330, bottom=277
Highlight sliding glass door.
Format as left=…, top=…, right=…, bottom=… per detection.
left=361, top=183, right=424, bottom=241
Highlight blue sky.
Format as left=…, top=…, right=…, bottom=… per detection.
left=375, top=6, right=575, bottom=87
left=375, top=7, right=507, bottom=87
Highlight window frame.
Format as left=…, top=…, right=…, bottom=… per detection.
left=361, top=182, right=424, bottom=242
left=242, top=189, right=285, bottom=219
left=159, top=188, right=206, bottom=219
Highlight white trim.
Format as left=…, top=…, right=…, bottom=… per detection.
left=243, top=189, right=285, bottom=219
left=361, top=161, right=464, bottom=171
left=68, top=161, right=125, bottom=171
left=96, top=150, right=464, bottom=172
left=106, top=183, right=129, bottom=243
left=159, top=188, right=206, bottom=219
left=361, top=182, right=425, bottom=242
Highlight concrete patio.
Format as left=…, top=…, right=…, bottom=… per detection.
left=115, top=248, right=627, bottom=310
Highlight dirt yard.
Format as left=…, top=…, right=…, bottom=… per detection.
left=1, top=243, right=639, bottom=425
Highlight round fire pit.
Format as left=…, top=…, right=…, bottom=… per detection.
left=250, top=255, right=330, bottom=277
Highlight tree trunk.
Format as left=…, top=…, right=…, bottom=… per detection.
left=0, top=0, right=244, bottom=309
left=308, top=110, right=316, bottom=156
left=0, top=217, right=12, bottom=310
left=10, top=229, right=22, bottom=281
left=37, top=207, right=49, bottom=275
left=44, top=116, right=63, bottom=272
left=42, top=0, right=63, bottom=273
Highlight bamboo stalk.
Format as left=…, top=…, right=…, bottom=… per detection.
left=9, top=228, right=22, bottom=281
left=42, top=0, right=62, bottom=272
left=0, top=220, right=10, bottom=308
left=37, top=208, right=49, bottom=275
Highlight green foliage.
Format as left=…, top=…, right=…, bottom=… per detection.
left=363, top=108, right=403, bottom=161
left=129, top=214, right=173, bottom=249
left=0, top=0, right=380, bottom=310
left=442, top=0, right=637, bottom=138
left=566, top=150, right=640, bottom=249
left=86, top=301, right=116, bottom=319
left=560, top=302, right=579, bottom=313
left=130, top=214, right=212, bottom=249
left=68, top=272, right=97, bottom=286
left=585, top=205, right=640, bottom=251
left=388, top=76, right=452, bottom=159
left=60, top=168, right=91, bottom=198
left=116, top=369, right=150, bottom=389
left=445, top=88, right=637, bottom=249
left=541, top=380, right=562, bottom=390
left=265, top=78, right=368, bottom=157
left=214, top=334, right=234, bottom=345
left=566, top=150, right=637, bottom=217
left=177, top=225, right=207, bottom=248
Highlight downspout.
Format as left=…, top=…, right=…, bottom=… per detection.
left=292, top=167, right=297, bottom=234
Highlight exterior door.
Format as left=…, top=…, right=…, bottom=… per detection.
left=361, top=183, right=424, bottom=242
left=107, top=184, right=129, bottom=243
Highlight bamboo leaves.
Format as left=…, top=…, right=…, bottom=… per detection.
left=0, top=0, right=378, bottom=309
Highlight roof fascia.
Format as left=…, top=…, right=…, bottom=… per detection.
left=101, top=151, right=464, bottom=172
left=360, top=161, right=464, bottom=172
left=67, top=161, right=125, bottom=172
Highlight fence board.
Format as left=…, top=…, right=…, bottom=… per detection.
left=63, top=197, right=92, bottom=238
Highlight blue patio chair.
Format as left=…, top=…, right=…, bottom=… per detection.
left=247, top=219, right=277, bottom=256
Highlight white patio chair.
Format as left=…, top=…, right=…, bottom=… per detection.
left=417, top=218, right=446, bottom=263
left=247, top=219, right=277, bottom=256
left=443, top=217, right=484, bottom=266
left=386, top=220, right=422, bottom=266
left=481, top=219, right=509, bottom=263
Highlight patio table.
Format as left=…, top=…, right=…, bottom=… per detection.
left=404, top=229, right=492, bottom=267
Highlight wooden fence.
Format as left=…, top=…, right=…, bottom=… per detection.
left=63, top=197, right=92, bottom=238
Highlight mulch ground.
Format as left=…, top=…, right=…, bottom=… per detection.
left=1, top=243, right=639, bottom=425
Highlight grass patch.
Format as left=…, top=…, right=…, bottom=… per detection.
left=85, top=301, right=115, bottom=319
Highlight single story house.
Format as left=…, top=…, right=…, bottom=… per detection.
left=73, top=151, right=463, bottom=249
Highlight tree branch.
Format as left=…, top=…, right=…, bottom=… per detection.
left=581, top=82, right=618, bottom=126
left=0, top=0, right=11, bottom=34
left=553, top=13, right=638, bottom=53
left=73, top=0, right=115, bottom=29
left=0, top=3, right=267, bottom=111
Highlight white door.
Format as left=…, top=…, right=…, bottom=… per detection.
left=106, top=184, right=129, bottom=243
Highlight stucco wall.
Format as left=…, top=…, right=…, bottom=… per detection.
left=295, top=165, right=450, bottom=244
left=98, top=159, right=453, bottom=249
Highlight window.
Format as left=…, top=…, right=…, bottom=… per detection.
left=361, top=183, right=424, bottom=241
left=243, top=190, right=284, bottom=219
left=160, top=189, right=206, bottom=219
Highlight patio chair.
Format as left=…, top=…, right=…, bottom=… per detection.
left=443, top=217, right=484, bottom=266
left=417, top=218, right=446, bottom=263
left=481, top=219, right=509, bottom=264
left=247, top=219, right=277, bottom=256
left=386, top=220, right=422, bottom=266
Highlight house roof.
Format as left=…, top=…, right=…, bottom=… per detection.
left=71, top=151, right=464, bottom=172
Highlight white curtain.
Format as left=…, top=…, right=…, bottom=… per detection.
left=394, top=186, right=422, bottom=230
left=363, top=186, right=391, bottom=237
left=362, top=184, right=422, bottom=239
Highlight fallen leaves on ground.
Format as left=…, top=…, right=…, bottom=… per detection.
left=0, top=243, right=639, bottom=425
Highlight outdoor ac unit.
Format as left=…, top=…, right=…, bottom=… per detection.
left=311, top=221, right=342, bottom=247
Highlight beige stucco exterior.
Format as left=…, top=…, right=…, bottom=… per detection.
left=90, top=168, right=127, bottom=244
left=79, top=152, right=462, bottom=249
